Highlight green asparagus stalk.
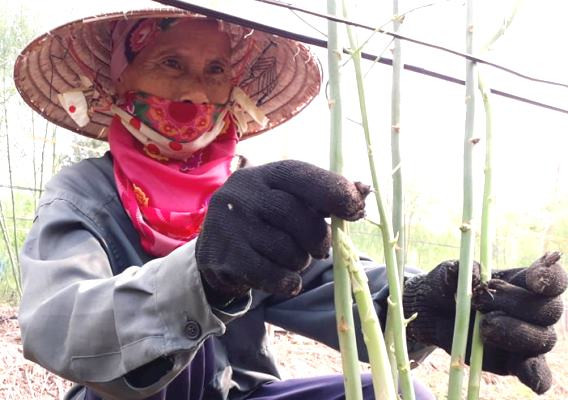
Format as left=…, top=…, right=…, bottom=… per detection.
left=331, top=221, right=364, bottom=400
left=336, top=228, right=398, bottom=400
left=328, top=1, right=363, bottom=398
left=387, top=0, right=405, bottom=389
left=467, top=2, right=523, bottom=398
left=342, top=1, right=415, bottom=399
left=447, top=0, right=477, bottom=398
left=466, top=72, right=492, bottom=400
left=391, top=0, right=405, bottom=283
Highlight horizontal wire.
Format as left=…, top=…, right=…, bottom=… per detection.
left=0, top=184, right=43, bottom=193
left=258, top=0, right=568, bottom=89
left=151, top=0, right=568, bottom=115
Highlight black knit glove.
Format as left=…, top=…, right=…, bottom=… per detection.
left=196, top=160, right=369, bottom=304
left=403, top=252, right=567, bottom=394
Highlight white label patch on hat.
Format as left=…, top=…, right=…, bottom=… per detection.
left=57, top=90, right=90, bottom=127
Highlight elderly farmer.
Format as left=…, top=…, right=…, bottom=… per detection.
left=14, top=7, right=565, bottom=400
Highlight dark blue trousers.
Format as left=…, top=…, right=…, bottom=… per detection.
left=249, top=374, right=436, bottom=400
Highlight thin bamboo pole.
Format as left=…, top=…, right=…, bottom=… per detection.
left=328, top=1, right=363, bottom=398
left=2, top=73, right=22, bottom=297
left=447, top=0, right=477, bottom=398
left=336, top=228, right=398, bottom=400
left=38, top=120, right=50, bottom=197
left=342, top=2, right=415, bottom=398
left=51, top=126, right=58, bottom=176
left=467, top=3, right=523, bottom=398
left=31, top=111, right=37, bottom=211
left=0, top=201, right=20, bottom=297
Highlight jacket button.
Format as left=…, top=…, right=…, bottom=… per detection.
left=184, top=320, right=201, bottom=340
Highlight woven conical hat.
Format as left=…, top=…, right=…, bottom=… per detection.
left=14, top=9, right=321, bottom=141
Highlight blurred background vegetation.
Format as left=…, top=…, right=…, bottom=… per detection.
left=1, top=1, right=567, bottom=305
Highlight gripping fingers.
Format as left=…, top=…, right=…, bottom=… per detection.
left=480, top=311, right=557, bottom=356
left=258, top=189, right=331, bottom=259
left=424, top=260, right=481, bottom=302
left=525, top=252, right=567, bottom=297
left=253, top=265, right=303, bottom=296
left=262, top=160, right=370, bottom=221
left=198, top=232, right=304, bottom=297
left=507, top=354, right=553, bottom=395
left=247, top=220, right=311, bottom=272
left=234, top=245, right=303, bottom=296
left=248, top=262, right=303, bottom=296
left=473, top=279, right=564, bottom=326
left=199, top=265, right=251, bottom=299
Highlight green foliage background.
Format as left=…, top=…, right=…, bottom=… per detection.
left=0, top=6, right=108, bottom=303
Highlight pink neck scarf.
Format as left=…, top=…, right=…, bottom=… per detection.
left=109, top=106, right=238, bottom=257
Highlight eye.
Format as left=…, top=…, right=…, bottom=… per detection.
left=208, top=62, right=226, bottom=74
left=162, top=58, right=183, bottom=70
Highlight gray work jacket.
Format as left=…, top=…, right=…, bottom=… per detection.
left=18, top=153, right=431, bottom=400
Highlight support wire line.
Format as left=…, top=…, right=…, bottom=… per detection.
left=151, top=0, right=568, bottom=115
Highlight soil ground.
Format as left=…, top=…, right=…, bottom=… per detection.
left=2, top=306, right=566, bottom=399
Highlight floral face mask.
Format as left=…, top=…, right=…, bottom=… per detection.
left=112, top=91, right=231, bottom=161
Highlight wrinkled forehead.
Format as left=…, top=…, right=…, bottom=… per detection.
left=111, top=17, right=232, bottom=82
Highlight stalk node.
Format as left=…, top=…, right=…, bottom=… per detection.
left=404, top=312, right=418, bottom=326
left=459, top=223, right=471, bottom=232
left=390, top=232, right=400, bottom=246
left=338, top=316, right=349, bottom=333
left=451, top=357, right=467, bottom=368
left=392, top=14, right=405, bottom=24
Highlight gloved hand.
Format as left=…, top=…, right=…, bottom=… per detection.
left=196, top=160, right=370, bottom=304
left=403, top=252, right=567, bottom=394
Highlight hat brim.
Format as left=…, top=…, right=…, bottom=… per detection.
left=14, top=8, right=321, bottom=141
